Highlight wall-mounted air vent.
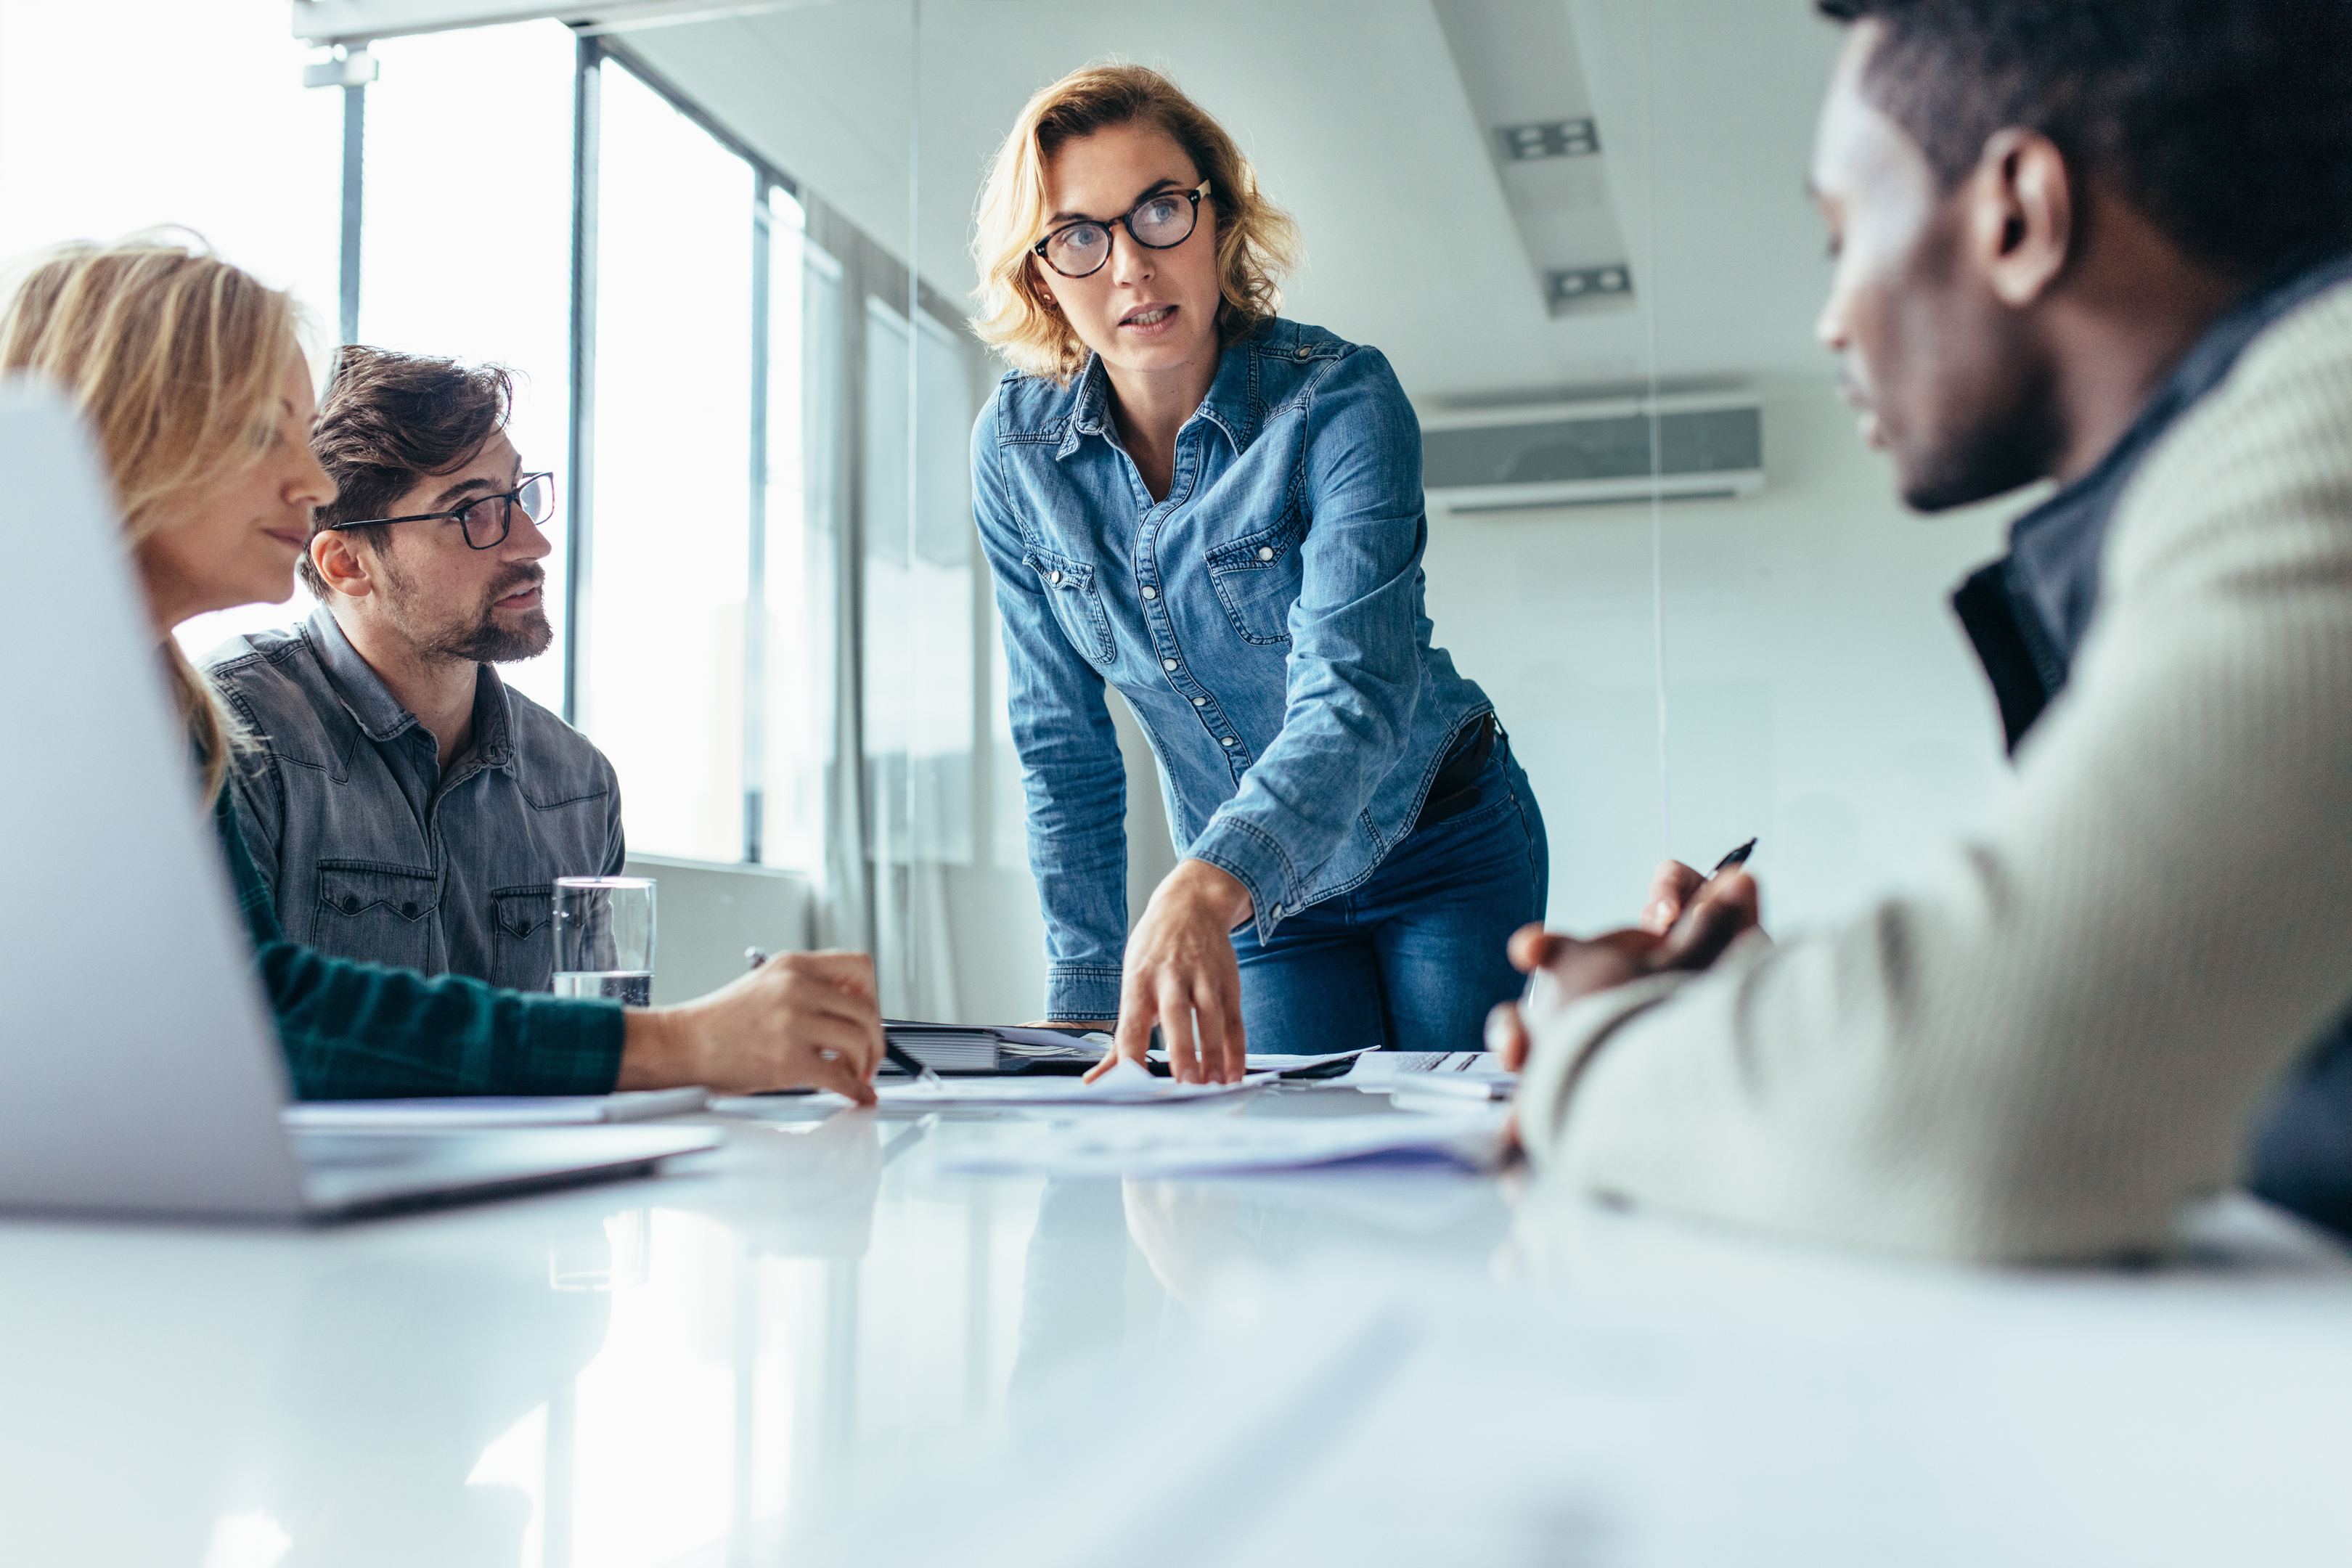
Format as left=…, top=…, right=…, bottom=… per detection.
left=1421, top=394, right=1765, bottom=515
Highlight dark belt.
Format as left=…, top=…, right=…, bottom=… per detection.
left=1415, top=713, right=1498, bottom=829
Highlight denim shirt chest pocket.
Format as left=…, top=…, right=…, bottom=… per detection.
left=1203, top=504, right=1307, bottom=646
left=1024, top=544, right=1116, bottom=664
left=490, top=884, right=556, bottom=992
left=314, top=862, right=437, bottom=971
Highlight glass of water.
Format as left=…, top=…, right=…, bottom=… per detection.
left=551, top=877, right=656, bottom=1006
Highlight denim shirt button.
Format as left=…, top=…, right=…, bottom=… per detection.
left=1049, top=570, right=1064, bottom=585
left=1221, top=736, right=1237, bottom=747
left=341, top=896, right=359, bottom=915
left=1192, top=696, right=1206, bottom=706
left=1270, top=902, right=1285, bottom=918
left=401, top=902, right=419, bottom=918
left=1256, top=547, right=1274, bottom=560
left=1161, top=658, right=1179, bottom=671
left=1141, top=585, right=1158, bottom=600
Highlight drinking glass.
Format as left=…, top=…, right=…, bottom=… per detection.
left=552, top=877, right=656, bottom=1005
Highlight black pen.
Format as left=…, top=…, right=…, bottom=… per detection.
left=746, top=947, right=939, bottom=1086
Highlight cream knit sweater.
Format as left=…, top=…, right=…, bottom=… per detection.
left=1519, top=282, right=2352, bottom=1263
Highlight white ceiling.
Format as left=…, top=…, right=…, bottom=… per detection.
left=624, top=0, right=1847, bottom=403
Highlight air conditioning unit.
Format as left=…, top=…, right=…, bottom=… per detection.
left=1419, top=392, right=1765, bottom=515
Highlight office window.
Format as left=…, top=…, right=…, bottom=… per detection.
left=862, top=298, right=977, bottom=866
left=581, top=60, right=756, bottom=863
left=359, top=21, right=576, bottom=718
left=756, top=195, right=836, bottom=874
left=0, top=1, right=340, bottom=662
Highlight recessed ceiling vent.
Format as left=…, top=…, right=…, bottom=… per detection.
left=1421, top=393, right=1766, bottom=515
left=1433, top=0, right=1635, bottom=319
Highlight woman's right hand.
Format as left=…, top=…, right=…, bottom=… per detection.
left=618, top=950, right=886, bottom=1103
left=1088, top=859, right=1254, bottom=1085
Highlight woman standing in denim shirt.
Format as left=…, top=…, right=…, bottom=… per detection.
left=970, top=66, right=1549, bottom=1082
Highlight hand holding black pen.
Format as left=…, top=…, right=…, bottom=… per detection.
left=1487, top=838, right=1765, bottom=1093
left=1639, top=837, right=1762, bottom=936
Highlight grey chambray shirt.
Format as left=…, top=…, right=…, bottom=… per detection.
left=205, top=606, right=625, bottom=992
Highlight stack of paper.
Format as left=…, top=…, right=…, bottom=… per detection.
left=1344, top=1052, right=1513, bottom=1098
left=889, top=1021, right=1111, bottom=1073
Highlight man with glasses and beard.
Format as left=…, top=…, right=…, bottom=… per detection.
left=207, top=346, right=624, bottom=992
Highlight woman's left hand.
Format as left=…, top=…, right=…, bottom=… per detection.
left=1087, top=859, right=1254, bottom=1085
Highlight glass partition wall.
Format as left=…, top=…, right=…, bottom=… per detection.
left=0, top=0, right=2021, bottom=1011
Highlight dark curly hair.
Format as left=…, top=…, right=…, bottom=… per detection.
left=300, top=345, right=514, bottom=597
left=1817, top=0, right=2352, bottom=279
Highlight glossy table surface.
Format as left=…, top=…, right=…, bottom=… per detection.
left=6, top=1082, right=2352, bottom=1568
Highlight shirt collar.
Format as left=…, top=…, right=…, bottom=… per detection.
left=305, top=604, right=518, bottom=774
left=307, top=604, right=415, bottom=743
left=467, top=662, right=517, bottom=773
left=1053, top=337, right=1257, bottom=461
left=1055, top=355, right=1115, bottom=459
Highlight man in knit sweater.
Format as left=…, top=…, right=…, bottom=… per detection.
left=1500, top=0, right=2352, bottom=1261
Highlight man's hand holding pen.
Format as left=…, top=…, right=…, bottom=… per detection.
left=1487, top=843, right=1765, bottom=1154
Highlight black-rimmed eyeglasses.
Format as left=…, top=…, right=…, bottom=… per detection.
left=323, top=473, right=555, bottom=550
left=1032, top=180, right=1210, bottom=279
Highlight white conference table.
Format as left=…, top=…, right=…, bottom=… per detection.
left=5, top=1082, right=2351, bottom=1568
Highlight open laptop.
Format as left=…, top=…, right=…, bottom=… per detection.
left=0, top=381, right=720, bottom=1220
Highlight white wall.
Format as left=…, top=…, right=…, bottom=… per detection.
left=1425, top=380, right=2021, bottom=939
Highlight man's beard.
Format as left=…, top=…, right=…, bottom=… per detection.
left=381, top=558, right=555, bottom=665
left=1897, top=406, right=2058, bottom=514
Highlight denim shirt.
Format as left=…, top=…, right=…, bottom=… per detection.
left=205, top=607, right=625, bottom=991
left=973, top=318, right=1493, bottom=1021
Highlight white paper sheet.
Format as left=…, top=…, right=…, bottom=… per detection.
left=936, top=1107, right=1506, bottom=1177
left=875, top=1058, right=1273, bottom=1108
left=1342, top=1051, right=1509, bottom=1090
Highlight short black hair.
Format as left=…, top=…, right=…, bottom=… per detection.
left=300, top=345, right=514, bottom=597
left=1817, top=0, right=2352, bottom=279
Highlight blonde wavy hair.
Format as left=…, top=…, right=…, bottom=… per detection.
left=0, top=235, right=306, bottom=803
left=970, top=63, right=1304, bottom=383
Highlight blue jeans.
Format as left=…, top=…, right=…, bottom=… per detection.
left=1231, top=742, right=1548, bottom=1054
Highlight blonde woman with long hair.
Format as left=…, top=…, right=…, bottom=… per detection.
left=971, top=66, right=1548, bottom=1082
left=1, top=237, right=883, bottom=1101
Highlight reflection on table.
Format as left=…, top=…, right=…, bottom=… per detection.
left=3, top=1085, right=2348, bottom=1567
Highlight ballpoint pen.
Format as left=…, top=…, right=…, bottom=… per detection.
left=745, top=947, right=942, bottom=1087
